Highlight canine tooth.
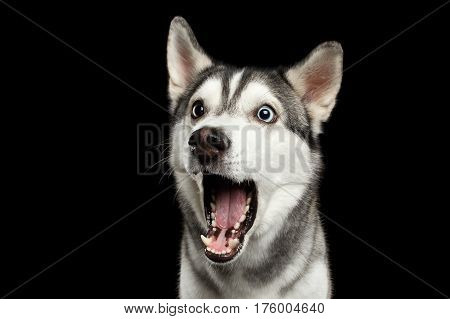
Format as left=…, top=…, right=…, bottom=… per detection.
left=234, top=222, right=240, bottom=230
left=201, top=235, right=212, bottom=246
left=211, top=212, right=216, bottom=219
left=246, top=197, right=251, bottom=205
left=244, top=205, right=250, bottom=213
left=212, top=220, right=217, bottom=227
left=210, top=202, right=216, bottom=211
left=229, top=238, right=240, bottom=249
left=239, top=214, right=246, bottom=223
left=213, top=227, right=217, bottom=232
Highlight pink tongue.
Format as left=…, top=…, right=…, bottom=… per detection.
left=209, top=229, right=227, bottom=251
left=215, top=185, right=247, bottom=229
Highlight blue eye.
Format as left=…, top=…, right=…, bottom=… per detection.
left=257, top=105, right=276, bottom=123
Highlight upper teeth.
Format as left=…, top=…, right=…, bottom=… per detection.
left=239, top=214, right=246, bottom=223
left=247, top=197, right=251, bottom=205
left=244, top=205, right=249, bottom=213
left=210, top=202, right=216, bottom=211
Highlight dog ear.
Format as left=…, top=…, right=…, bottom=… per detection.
left=286, top=42, right=343, bottom=134
left=167, top=17, right=213, bottom=108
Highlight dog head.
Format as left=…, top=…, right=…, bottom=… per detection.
left=167, top=17, right=343, bottom=263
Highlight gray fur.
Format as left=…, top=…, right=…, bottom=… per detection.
left=167, top=16, right=342, bottom=298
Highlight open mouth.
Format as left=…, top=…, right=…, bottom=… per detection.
left=200, top=174, right=257, bottom=262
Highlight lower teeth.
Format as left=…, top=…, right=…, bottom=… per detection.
left=201, top=235, right=240, bottom=255
left=229, top=238, right=240, bottom=249
left=203, top=192, right=251, bottom=257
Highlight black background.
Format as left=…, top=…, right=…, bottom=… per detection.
left=1, top=0, right=449, bottom=298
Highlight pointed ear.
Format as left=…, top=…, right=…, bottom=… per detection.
left=286, top=42, right=343, bottom=134
left=167, top=17, right=213, bottom=107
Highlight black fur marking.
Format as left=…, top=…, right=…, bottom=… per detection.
left=220, top=68, right=233, bottom=110
left=225, top=68, right=254, bottom=112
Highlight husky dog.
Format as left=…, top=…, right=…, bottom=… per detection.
left=166, top=17, right=343, bottom=298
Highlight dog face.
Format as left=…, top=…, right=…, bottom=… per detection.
left=167, top=17, right=342, bottom=263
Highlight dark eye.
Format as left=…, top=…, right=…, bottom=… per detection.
left=257, top=105, right=276, bottom=123
left=191, top=100, right=205, bottom=119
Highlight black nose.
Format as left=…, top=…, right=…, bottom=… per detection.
left=188, top=127, right=230, bottom=163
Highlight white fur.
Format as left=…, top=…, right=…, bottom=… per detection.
left=190, top=77, right=223, bottom=112
left=228, top=69, right=244, bottom=101
left=167, top=17, right=340, bottom=298
left=172, top=78, right=328, bottom=298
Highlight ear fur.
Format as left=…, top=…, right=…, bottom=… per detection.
left=167, top=17, right=213, bottom=109
left=286, top=42, right=343, bottom=134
